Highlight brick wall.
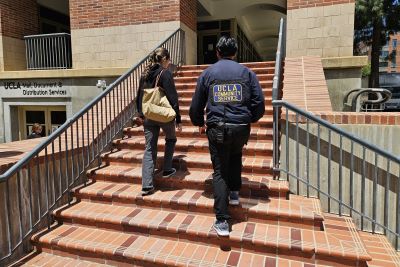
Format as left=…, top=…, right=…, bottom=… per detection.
left=0, top=0, right=39, bottom=39
left=70, top=0, right=181, bottom=30
left=288, top=0, right=355, bottom=10
left=180, top=0, right=196, bottom=32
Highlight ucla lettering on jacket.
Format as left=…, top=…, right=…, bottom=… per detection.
left=213, top=84, right=242, bottom=103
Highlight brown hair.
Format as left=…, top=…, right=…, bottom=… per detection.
left=31, top=123, right=42, bottom=133
left=142, top=47, right=170, bottom=79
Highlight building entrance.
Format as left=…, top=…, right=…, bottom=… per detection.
left=19, top=106, right=66, bottom=139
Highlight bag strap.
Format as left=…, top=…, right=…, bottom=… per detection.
left=155, top=69, right=165, bottom=87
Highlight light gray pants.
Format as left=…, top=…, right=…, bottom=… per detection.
left=142, top=119, right=177, bottom=190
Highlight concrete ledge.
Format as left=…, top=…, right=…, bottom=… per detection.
left=321, top=56, right=368, bottom=69
left=0, top=68, right=129, bottom=79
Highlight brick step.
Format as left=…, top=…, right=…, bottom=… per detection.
left=88, top=166, right=288, bottom=198
left=113, top=136, right=273, bottom=157
left=124, top=125, right=273, bottom=141
left=178, top=105, right=274, bottom=116
left=18, top=252, right=110, bottom=266
left=179, top=61, right=276, bottom=71
left=31, top=224, right=333, bottom=267
left=176, top=67, right=275, bottom=77
left=72, top=182, right=322, bottom=229
left=101, top=149, right=273, bottom=174
left=51, top=201, right=370, bottom=265
left=178, top=115, right=273, bottom=128
left=54, top=201, right=324, bottom=254
left=174, top=74, right=273, bottom=84
left=175, top=80, right=272, bottom=90
left=179, top=96, right=273, bottom=106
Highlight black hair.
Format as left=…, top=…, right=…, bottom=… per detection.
left=216, top=36, right=238, bottom=57
left=142, top=47, right=170, bottom=78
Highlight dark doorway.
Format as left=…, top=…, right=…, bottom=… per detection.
left=202, top=35, right=218, bottom=64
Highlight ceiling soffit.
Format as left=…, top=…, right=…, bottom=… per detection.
left=197, top=0, right=286, bottom=60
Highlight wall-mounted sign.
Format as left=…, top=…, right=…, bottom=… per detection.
left=0, top=80, right=70, bottom=98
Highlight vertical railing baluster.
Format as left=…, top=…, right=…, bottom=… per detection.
left=58, top=136, right=63, bottom=196
left=96, top=103, right=100, bottom=159
left=51, top=142, right=56, bottom=202
left=100, top=98, right=104, bottom=152
left=306, top=118, right=310, bottom=198
left=5, top=179, right=12, bottom=255
left=361, top=147, right=366, bottom=230
left=317, top=125, right=321, bottom=199
left=70, top=124, right=75, bottom=182
left=328, top=130, right=331, bottom=213
left=372, top=152, right=378, bottom=233
left=86, top=112, right=90, bottom=167
left=44, top=147, right=51, bottom=228
left=350, top=141, right=354, bottom=215
left=76, top=118, right=81, bottom=176
left=91, top=107, right=95, bottom=162
left=27, top=164, right=34, bottom=229
left=396, top=166, right=400, bottom=250
left=339, top=135, right=343, bottom=216
left=16, top=171, right=24, bottom=241
left=36, top=155, right=42, bottom=219
left=285, top=107, right=289, bottom=181
left=384, top=160, right=390, bottom=235
left=112, top=89, right=116, bottom=137
left=81, top=117, right=86, bottom=183
left=295, top=113, right=299, bottom=194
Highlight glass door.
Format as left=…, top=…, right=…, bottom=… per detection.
left=19, top=106, right=67, bottom=139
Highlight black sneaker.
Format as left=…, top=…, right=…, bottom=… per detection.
left=141, top=187, right=155, bottom=196
left=162, top=168, right=176, bottom=178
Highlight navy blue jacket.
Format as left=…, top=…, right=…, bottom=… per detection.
left=189, top=59, right=265, bottom=127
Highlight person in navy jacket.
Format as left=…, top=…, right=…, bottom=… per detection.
left=189, top=36, right=265, bottom=236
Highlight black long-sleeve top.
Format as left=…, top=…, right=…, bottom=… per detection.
left=136, top=64, right=181, bottom=124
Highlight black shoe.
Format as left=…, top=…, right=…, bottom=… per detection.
left=162, top=168, right=176, bottom=178
left=141, top=187, right=155, bottom=196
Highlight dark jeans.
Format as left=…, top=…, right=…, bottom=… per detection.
left=207, top=124, right=250, bottom=221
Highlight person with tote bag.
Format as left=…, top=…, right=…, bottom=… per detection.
left=135, top=47, right=182, bottom=196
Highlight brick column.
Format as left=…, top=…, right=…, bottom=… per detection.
left=69, top=0, right=197, bottom=69
left=286, top=0, right=355, bottom=58
left=0, top=0, right=39, bottom=71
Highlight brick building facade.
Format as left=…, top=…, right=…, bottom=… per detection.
left=0, top=0, right=39, bottom=71
left=0, top=0, right=359, bottom=143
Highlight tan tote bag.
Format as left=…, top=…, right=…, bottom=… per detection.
left=142, top=70, right=176, bottom=123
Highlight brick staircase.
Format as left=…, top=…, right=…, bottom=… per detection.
left=19, top=62, right=399, bottom=266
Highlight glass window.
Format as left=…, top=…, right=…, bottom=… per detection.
left=220, top=20, right=231, bottom=31
left=26, top=111, right=45, bottom=124
left=393, top=39, right=397, bottom=49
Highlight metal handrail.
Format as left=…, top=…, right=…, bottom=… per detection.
left=0, top=28, right=185, bottom=265
left=271, top=17, right=400, bottom=250
left=272, top=18, right=285, bottom=170
left=273, top=99, right=400, bottom=250
left=273, top=100, right=400, bottom=163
